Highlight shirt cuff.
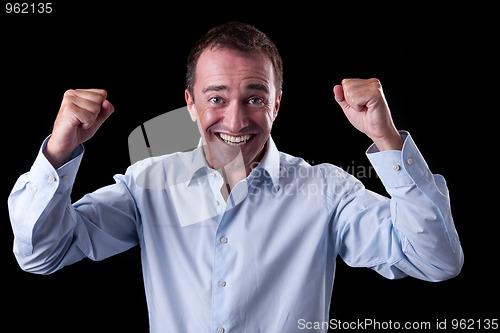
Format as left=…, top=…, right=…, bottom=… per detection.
left=13, top=137, right=84, bottom=256
left=30, top=135, right=84, bottom=191
left=366, top=131, right=430, bottom=188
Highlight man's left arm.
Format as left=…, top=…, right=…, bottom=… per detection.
left=367, top=130, right=463, bottom=280
left=333, top=79, right=464, bottom=280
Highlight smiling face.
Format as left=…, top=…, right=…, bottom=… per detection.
left=185, top=47, right=281, bottom=173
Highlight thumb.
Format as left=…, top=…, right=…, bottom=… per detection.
left=95, top=99, right=115, bottom=126
left=333, top=85, right=349, bottom=111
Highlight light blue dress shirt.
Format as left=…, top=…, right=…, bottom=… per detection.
left=8, top=131, right=463, bottom=332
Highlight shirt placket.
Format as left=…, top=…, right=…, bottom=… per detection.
left=205, top=171, right=228, bottom=332
left=208, top=171, right=253, bottom=332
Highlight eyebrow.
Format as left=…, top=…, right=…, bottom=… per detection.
left=202, top=85, right=227, bottom=94
left=201, top=83, right=270, bottom=94
left=245, top=83, right=269, bottom=94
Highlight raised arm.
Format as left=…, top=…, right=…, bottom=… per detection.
left=8, top=89, right=138, bottom=274
left=331, top=78, right=463, bottom=281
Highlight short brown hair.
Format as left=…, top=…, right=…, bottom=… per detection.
left=186, top=22, right=283, bottom=98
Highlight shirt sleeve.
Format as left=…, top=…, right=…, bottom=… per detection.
left=331, top=131, right=464, bottom=282
left=8, top=137, right=140, bottom=275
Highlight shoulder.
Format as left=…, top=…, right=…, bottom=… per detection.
left=276, top=151, right=365, bottom=201
left=278, top=151, right=356, bottom=183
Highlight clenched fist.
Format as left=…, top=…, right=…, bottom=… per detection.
left=334, top=78, right=403, bottom=151
left=45, top=89, right=114, bottom=168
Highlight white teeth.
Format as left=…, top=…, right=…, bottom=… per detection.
left=218, top=133, right=252, bottom=146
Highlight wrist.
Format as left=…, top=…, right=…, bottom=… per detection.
left=44, top=137, right=76, bottom=169
left=371, top=131, right=404, bottom=151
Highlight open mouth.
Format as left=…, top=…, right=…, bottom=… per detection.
left=216, top=133, right=254, bottom=146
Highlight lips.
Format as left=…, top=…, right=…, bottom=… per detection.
left=217, top=133, right=254, bottom=146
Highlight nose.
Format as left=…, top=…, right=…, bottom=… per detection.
left=224, top=102, right=249, bottom=133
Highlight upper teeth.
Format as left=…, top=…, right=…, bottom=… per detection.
left=219, top=133, right=252, bottom=145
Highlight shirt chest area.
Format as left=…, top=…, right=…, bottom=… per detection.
left=137, top=168, right=332, bottom=266
left=136, top=170, right=334, bottom=330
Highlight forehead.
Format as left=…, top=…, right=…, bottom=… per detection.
left=195, top=48, right=275, bottom=93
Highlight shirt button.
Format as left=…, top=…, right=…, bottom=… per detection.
left=218, top=327, right=225, bottom=333
left=406, top=158, right=413, bottom=165
left=214, top=200, right=219, bottom=206
left=220, top=237, right=228, bottom=244
left=48, top=176, right=56, bottom=182
left=209, top=172, right=215, bottom=178
left=219, top=280, right=226, bottom=287
left=392, top=164, right=400, bottom=171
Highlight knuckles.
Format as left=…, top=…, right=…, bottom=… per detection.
left=62, top=88, right=108, bottom=113
left=63, top=89, right=76, bottom=98
left=342, top=78, right=381, bottom=90
left=366, top=77, right=381, bottom=87
left=59, top=89, right=108, bottom=127
left=342, top=78, right=383, bottom=103
left=63, top=89, right=108, bottom=102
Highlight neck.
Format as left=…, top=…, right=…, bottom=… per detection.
left=206, top=142, right=268, bottom=201
left=218, top=166, right=246, bottom=201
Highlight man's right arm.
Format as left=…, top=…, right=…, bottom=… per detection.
left=9, top=138, right=140, bottom=274
left=8, top=89, right=139, bottom=274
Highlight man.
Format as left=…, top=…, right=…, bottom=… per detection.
left=9, top=22, right=463, bottom=332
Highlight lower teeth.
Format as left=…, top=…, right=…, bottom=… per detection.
left=224, top=140, right=247, bottom=146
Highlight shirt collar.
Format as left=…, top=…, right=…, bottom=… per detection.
left=187, top=135, right=281, bottom=189
left=186, top=141, right=212, bottom=187
left=251, top=135, right=281, bottom=190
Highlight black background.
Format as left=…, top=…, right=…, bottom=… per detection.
left=1, top=2, right=496, bottom=332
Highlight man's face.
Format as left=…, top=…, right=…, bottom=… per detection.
left=185, top=48, right=281, bottom=172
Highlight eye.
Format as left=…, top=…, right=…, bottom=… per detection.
left=248, top=97, right=263, bottom=105
left=209, top=97, right=223, bottom=104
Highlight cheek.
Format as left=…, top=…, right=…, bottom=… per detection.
left=195, top=105, right=220, bottom=131
left=256, top=109, right=275, bottom=132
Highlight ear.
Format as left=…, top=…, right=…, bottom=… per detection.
left=185, top=89, right=198, bottom=122
left=273, top=91, right=282, bottom=121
